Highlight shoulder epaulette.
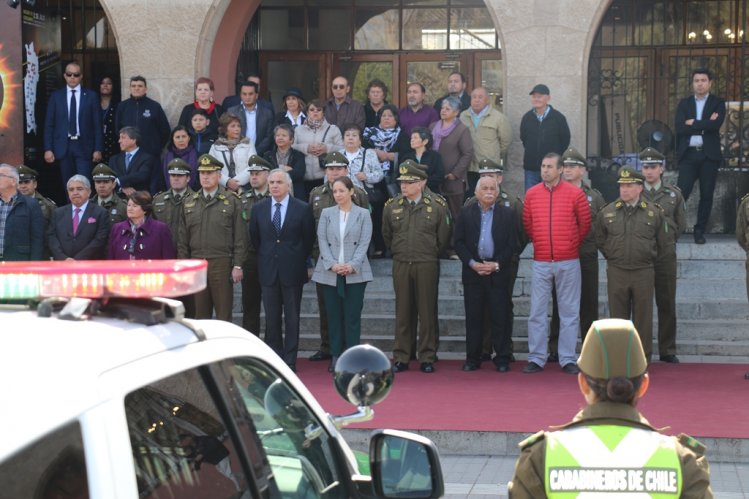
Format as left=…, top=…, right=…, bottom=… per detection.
left=741, top=192, right=749, bottom=203
left=384, top=196, right=397, bottom=207
left=677, top=433, right=706, bottom=456
left=432, top=194, right=447, bottom=207
left=518, top=430, right=546, bottom=449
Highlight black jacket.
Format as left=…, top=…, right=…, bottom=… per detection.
left=109, top=149, right=159, bottom=194
left=519, top=106, right=571, bottom=172
left=115, top=96, right=171, bottom=158
left=263, top=148, right=307, bottom=200
left=675, top=93, right=726, bottom=162
left=1, top=194, right=44, bottom=261
left=454, top=202, right=517, bottom=284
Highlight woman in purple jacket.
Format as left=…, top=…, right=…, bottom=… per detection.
left=108, top=191, right=176, bottom=260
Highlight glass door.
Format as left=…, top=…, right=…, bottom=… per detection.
left=260, top=52, right=327, bottom=112
left=399, top=53, right=471, bottom=109
left=334, top=54, right=398, bottom=105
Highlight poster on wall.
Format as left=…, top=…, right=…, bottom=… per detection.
left=0, top=5, right=23, bottom=165
left=721, top=101, right=749, bottom=169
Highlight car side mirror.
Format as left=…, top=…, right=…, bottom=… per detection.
left=370, top=430, right=444, bottom=498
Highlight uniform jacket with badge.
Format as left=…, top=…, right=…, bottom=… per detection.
left=453, top=201, right=517, bottom=284
left=240, top=189, right=270, bottom=257
left=312, top=204, right=373, bottom=286
left=108, top=217, right=176, bottom=260
left=578, top=183, right=606, bottom=260
left=595, top=196, right=668, bottom=270
left=523, top=180, right=591, bottom=262
left=153, top=188, right=195, bottom=253
left=508, top=402, right=713, bottom=499
left=32, top=191, right=56, bottom=227
left=642, top=183, right=686, bottom=255
left=176, top=187, right=246, bottom=265
left=91, top=194, right=127, bottom=226
left=675, top=93, right=726, bottom=162
left=114, top=95, right=171, bottom=158
left=1, top=194, right=44, bottom=261
left=47, top=202, right=110, bottom=260
left=382, top=192, right=452, bottom=262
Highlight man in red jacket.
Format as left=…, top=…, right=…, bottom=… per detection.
left=522, top=152, right=591, bottom=374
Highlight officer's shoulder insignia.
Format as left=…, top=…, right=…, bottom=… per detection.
left=46, top=197, right=57, bottom=206
left=615, top=201, right=623, bottom=209
left=519, top=430, right=546, bottom=449
left=154, top=201, right=166, bottom=206
left=423, top=197, right=431, bottom=205
left=190, top=192, right=200, bottom=200
left=640, top=201, right=648, bottom=209
left=500, top=192, right=508, bottom=199
left=185, top=201, right=196, bottom=208
left=433, top=195, right=447, bottom=207
left=392, top=208, right=403, bottom=214
left=384, top=197, right=397, bottom=207
left=229, top=191, right=241, bottom=199
left=741, top=192, right=749, bottom=203
left=677, top=433, right=706, bottom=456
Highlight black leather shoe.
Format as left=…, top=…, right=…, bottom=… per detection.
left=328, top=356, right=338, bottom=373
left=420, top=362, right=435, bottom=373
left=462, top=361, right=480, bottom=372
left=309, top=350, right=331, bottom=361
left=562, top=362, right=580, bottom=374
left=481, top=353, right=492, bottom=361
left=393, top=361, right=409, bottom=373
left=522, top=362, right=544, bottom=374
left=659, top=354, right=680, bottom=364
left=547, top=352, right=559, bottom=363
left=496, top=363, right=510, bottom=373
left=694, top=231, right=706, bottom=244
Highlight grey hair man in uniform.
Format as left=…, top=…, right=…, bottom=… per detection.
left=90, top=163, right=127, bottom=225
left=640, top=146, right=685, bottom=363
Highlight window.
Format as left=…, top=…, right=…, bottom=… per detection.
left=0, top=421, right=89, bottom=498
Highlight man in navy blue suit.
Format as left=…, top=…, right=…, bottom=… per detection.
left=229, top=81, right=275, bottom=157
left=109, top=126, right=159, bottom=195
left=44, top=61, right=103, bottom=185
left=249, top=169, right=315, bottom=371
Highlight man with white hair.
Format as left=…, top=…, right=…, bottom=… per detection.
left=0, top=164, right=44, bottom=261
left=47, top=174, right=109, bottom=260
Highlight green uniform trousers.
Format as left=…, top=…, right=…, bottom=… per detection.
left=315, top=283, right=331, bottom=354
left=606, top=265, right=655, bottom=360
left=195, top=257, right=233, bottom=322
left=393, top=260, right=440, bottom=364
left=655, top=252, right=677, bottom=356
left=320, top=277, right=367, bottom=356
left=242, top=252, right=262, bottom=335
left=549, top=254, right=599, bottom=353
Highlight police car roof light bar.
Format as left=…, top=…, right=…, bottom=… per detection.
left=0, top=259, right=207, bottom=300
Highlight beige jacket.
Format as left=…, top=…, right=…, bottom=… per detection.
left=460, top=106, right=512, bottom=173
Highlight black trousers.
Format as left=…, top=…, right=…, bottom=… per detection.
left=464, top=269, right=511, bottom=365
left=262, top=283, right=304, bottom=368
left=677, top=148, right=720, bottom=232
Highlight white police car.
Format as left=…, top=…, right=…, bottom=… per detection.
left=0, top=260, right=443, bottom=498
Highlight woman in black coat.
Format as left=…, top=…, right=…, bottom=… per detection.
left=263, top=124, right=307, bottom=200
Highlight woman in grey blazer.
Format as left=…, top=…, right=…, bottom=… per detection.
left=311, top=176, right=373, bottom=371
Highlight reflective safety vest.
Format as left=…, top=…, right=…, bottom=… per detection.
left=544, top=425, right=682, bottom=498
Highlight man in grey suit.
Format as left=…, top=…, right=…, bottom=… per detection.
left=249, top=169, right=315, bottom=371
left=229, top=81, right=275, bottom=157
left=47, top=175, right=110, bottom=260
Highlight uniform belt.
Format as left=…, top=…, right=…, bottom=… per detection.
left=69, top=135, right=80, bottom=141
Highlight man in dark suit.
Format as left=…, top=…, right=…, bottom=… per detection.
left=249, top=168, right=315, bottom=371
left=109, top=126, right=158, bottom=195
left=44, top=61, right=103, bottom=185
left=454, top=176, right=517, bottom=372
left=229, top=81, right=275, bottom=157
left=47, top=175, right=109, bottom=260
left=433, top=71, right=471, bottom=114
left=221, top=72, right=274, bottom=114
left=675, top=67, right=726, bottom=244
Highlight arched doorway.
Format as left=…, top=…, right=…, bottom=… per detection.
left=234, top=0, right=503, bottom=110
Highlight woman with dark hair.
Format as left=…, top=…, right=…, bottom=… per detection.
left=341, top=123, right=383, bottom=191
left=364, top=79, right=389, bottom=128
left=311, top=176, right=373, bottom=372
left=209, top=112, right=256, bottom=193
left=430, top=95, right=473, bottom=221
left=99, top=75, right=119, bottom=160
left=275, top=87, right=306, bottom=128
left=178, top=77, right=224, bottom=137
left=263, top=124, right=306, bottom=199
left=363, top=104, right=410, bottom=256
left=509, top=319, right=713, bottom=497
left=108, top=191, right=175, bottom=260
left=292, top=99, right=343, bottom=197
left=162, top=125, right=198, bottom=190
left=400, top=127, right=445, bottom=194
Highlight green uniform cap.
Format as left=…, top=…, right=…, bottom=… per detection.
left=578, top=319, right=648, bottom=379
left=617, top=166, right=645, bottom=184
left=247, top=155, right=272, bottom=171
left=167, top=158, right=192, bottom=176
left=478, top=158, right=504, bottom=175
left=92, top=163, right=117, bottom=181
left=17, top=165, right=38, bottom=181
left=639, top=146, right=665, bottom=164
left=397, top=159, right=428, bottom=181
left=322, top=151, right=349, bottom=168
left=197, top=154, right=223, bottom=172
left=562, top=146, right=587, bottom=167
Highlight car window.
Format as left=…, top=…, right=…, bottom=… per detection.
left=0, top=421, right=89, bottom=499
left=215, top=357, right=347, bottom=499
left=124, top=367, right=253, bottom=498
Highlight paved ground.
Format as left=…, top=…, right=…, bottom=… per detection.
left=440, top=455, right=749, bottom=498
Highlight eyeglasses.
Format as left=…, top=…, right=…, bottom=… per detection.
left=332, top=84, right=346, bottom=90
left=65, top=72, right=81, bottom=78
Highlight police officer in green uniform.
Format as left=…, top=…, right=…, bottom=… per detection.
left=90, top=163, right=127, bottom=225
left=241, top=154, right=272, bottom=335
left=737, top=192, right=749, bottom=303
left=464, top=158, right=527, bottom=361
left=508, top=318, right=713, bottom=498
left=17, top=165, right=56, bottom=227
left=595, top=167, right=667, bottom=361
left=307, top=151, right=369, bottom=362
left=153, top=158, right=196, bottom=254
left=384, top=160, right=451, bottom=373
left=640, top=147, right=686, bottom=364
left=177, top=154, right=246, bottom=322
left=548, top=147, right=605, bottom=361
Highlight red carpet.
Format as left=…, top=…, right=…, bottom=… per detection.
left=297, top=361, right=749, bottom=439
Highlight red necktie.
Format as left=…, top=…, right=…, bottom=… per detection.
left=73, top=207, right=81, bottom=235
